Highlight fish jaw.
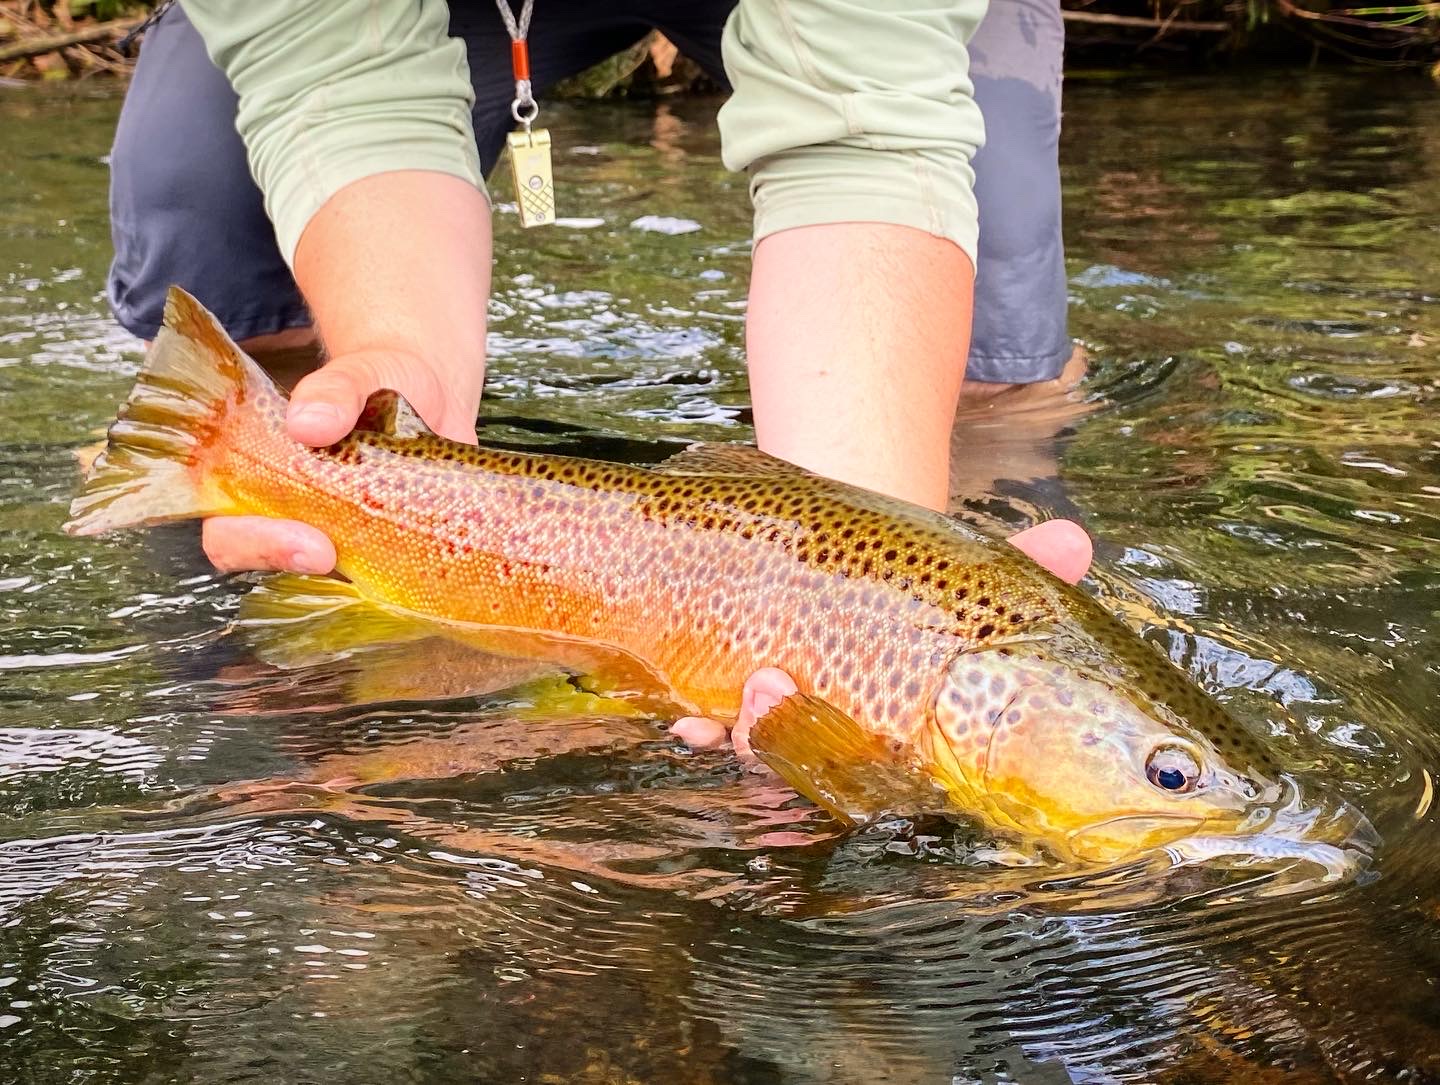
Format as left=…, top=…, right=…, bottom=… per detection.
left=1065, top=812, right=1211, bottom=864
left=929, top=643, right=1277, bottom=864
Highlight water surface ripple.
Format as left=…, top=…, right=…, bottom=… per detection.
left=2, top=75, right=1439, bottom=1083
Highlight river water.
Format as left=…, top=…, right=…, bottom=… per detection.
left=2, top=72, right=1439, bottom=1083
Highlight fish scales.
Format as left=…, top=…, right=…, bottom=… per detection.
left=66, top=288, right=1370, bottom=870
left=218, top=388, right=1061, bottom=729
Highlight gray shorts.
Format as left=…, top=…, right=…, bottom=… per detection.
left=108, top=0, right=1068, bottom=383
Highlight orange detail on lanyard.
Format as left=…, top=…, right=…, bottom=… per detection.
left=511, top=40, right=531, bottom=82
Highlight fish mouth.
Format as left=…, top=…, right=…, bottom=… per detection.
left=1129, top=791, right=1377, bottom=880
left=1066, top=813, right=1209, bottom=863
left=1162, top=830, right=1372, bottom=884
left=1178, top=785, right=1381, bottom=881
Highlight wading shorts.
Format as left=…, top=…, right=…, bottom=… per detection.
left=108, top=0, right=1069, bottom=384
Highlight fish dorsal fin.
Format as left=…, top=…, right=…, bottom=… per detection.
left=653, top=442, right=816, bottom=478
left=355, top=390, right=433, bottom=438
left=747, top=692, right=947, bottom=826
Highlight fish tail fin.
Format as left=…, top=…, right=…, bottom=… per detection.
left=64, top=287, right=269, bottom=536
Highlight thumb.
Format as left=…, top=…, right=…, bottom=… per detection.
left=286, top=354, right=384, bottom=446
left=286, top=351, right=474, bottom=446
left=1006, top=519, right=1093, bottom=585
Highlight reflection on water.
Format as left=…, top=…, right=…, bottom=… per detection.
left=2, top=74, right=1440, bottom=1082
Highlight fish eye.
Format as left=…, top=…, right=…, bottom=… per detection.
left=1145, top=746, right=1201, bottom=793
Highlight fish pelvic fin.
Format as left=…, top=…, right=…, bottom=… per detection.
left=64, top=287, right=266, bottom=536
left=748, top=692, right=949, bottom=826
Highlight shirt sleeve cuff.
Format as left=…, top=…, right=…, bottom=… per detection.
left=270, top=142, right=487, bottom=266
left=717, top=0, right=987, bottom=266
left=182, top=0, right=487, bottom=266
left=747, top=143, right=980, bottom=266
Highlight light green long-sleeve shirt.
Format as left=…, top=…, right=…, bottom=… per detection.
left=181, top=0, right=987, bottom=268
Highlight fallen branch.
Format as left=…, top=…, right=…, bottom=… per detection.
left=1062, top=9, right=1230, bottom=30
left=0, top=16, right=141, bottom=63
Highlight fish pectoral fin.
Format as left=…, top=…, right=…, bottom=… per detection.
left=355, top=390, right=434, bottom=438
left=653, top=442, right=817, bottom=478
left=748, top=692, right=946, bottom=827
left=236, top=573, right=432, bottom=669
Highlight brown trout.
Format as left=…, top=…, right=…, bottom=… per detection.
left=68, top=288, right=1367, bottom=870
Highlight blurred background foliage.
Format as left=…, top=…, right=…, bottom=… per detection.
left=1, top=0, right=1437, bottom=86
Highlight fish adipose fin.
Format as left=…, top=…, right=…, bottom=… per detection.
left=354, top=390, right=433, bottom=438
left=748, top=692, right=947, bottom=826
left=64, top=286, right=261, bottom=536
left=654, top=442, right=817, bottom=478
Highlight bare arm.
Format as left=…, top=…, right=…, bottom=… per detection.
left=286, top=171, right=491, bottom=448
left=717, top=0, right=987, bottom=511
left=747, top=223, right=973, bottom=512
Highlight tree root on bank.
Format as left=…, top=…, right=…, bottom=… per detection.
left=0, top=1, right=142, bottom=81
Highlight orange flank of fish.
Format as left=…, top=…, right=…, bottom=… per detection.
left=66, top=287, right=1368, bottom=872
left=69, top=293, right=1050, bottom=733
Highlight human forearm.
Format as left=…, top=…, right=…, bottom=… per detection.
left=180, top=0, right=493, bottom=572
left=721, top=0, right=987, bottom=510
left=288, top=171, right=492, bottom=445
left=199, top=170, right=493, bottom=575
left=747, top=223, right=973, bottom=511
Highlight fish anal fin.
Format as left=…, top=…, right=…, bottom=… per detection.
left=653, top=442, right=816, bottom=478
left=237, top=573, right=432, bottom=669
left=747, top=692, right=943, bottom=825
left=355, top=390, right=433, bottom=438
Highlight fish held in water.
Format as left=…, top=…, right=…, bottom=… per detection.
left=68, top=287, right=1372, bottom=872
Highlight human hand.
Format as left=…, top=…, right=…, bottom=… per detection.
left=670, top=518, right=1094, bottom=755
left=200, top=350, right=481, bottom=574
